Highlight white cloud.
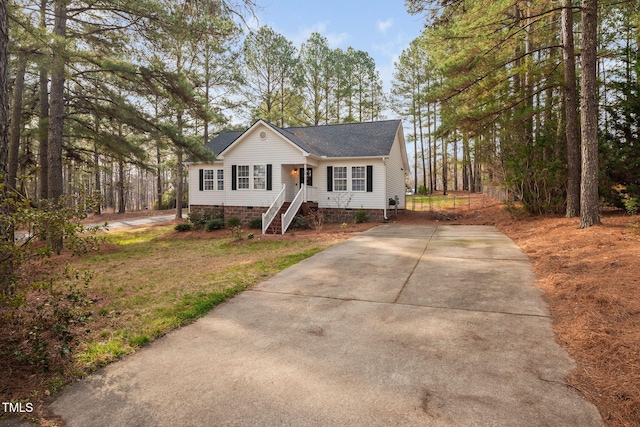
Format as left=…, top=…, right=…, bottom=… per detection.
left=287, top=21, right=350, bottom=48
left=377, top=19, right=394, bottom=34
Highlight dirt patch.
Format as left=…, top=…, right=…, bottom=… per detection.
left=2, top=193, right=639, bottom=426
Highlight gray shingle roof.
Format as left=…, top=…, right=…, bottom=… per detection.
left=205, top=120, right=401, bottom=157
left=204, top=130, right=244, bottom=157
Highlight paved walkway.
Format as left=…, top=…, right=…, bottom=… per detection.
left=48, top=225, right=602, bottom=426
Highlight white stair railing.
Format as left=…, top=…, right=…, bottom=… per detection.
left=262, top=184, right=286, bottom=234
left=281, top=184, right=304, bottom=234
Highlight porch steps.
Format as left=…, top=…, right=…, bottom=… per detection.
left=265, top=202, right=291, bottom=234
left=265, top=202, right=318, bottom=234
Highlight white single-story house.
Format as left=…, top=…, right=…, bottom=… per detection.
left=187, top=119, right=410, bottom=233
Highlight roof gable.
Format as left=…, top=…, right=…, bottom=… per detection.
left=207, top=120, right=308, bottom=157
left=205, top=119, right=403, bottom=158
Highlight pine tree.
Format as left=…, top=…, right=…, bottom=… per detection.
left=579, top=0, right=601, bottom=228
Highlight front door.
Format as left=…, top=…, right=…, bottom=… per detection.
left=298, top=168, right=313, bottom=186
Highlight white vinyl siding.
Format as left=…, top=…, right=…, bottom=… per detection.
left=223, top=124, right=308, bottom=207
left=188, top=163, right=225, bottom=206
left=386, top=130, right=409, bottom=209
left=317, top=159, right=385, bottom=209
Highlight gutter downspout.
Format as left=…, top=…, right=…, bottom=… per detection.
left=383, top=157, right=388, bottom=220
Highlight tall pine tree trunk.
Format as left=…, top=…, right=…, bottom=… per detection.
left=0, top=0, right=8, bottom=175
left=418, top=106, right=427, bottom=194
left=579, top=0, right=600, bottom=228
left=7, top=54, right=27, bottom=192
left=156, top=145, right=163, bottom=210
left=562, top=0, right=581, bottom=217
left=38, top=0, right=49, bottom=201
left=442, top=138, right=448, bottom=196
left=118, top=157, right=126, bottom=213
left=427, top=101, right=434, bottom=193
left=1, top=0, right=13, bottom=291
left=175, top=112, right=184, bottom=219
left=432, top=102, right=438, bottom=192
left=412, top=100, right=418, bottom=194
left=453, top=135, right=458, bottom=191
left=203, top=45, right=210, bottom=145
left=93, top=139, right=101, bottom=214
left=47, top=0, right=68, bottom=252
left=39, top=67, right=49, bottom=200
left=462, top=134, right=469, bottom=191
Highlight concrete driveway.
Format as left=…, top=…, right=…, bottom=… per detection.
left=49, top=225, right=602, bottom=426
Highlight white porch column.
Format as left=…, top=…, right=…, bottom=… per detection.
left=303, top=160, right=308, bottom=202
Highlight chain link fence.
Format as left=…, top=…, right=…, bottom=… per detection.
left=406, top=190, right=505, bottom=213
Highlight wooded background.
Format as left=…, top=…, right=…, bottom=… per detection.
left=1, top=0, right=639, bottom=230
left=397, top=0, right=638, bottom=229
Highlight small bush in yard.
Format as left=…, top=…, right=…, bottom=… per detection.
left=187, top=211, right=206, bottom=229
left=230, top=225, right=244, bottom=240
left=624, top=197, right=639, bottom=215
left=309, top=210, right=324, bottom=231
left=248, top=217, right=262, bottom=229
left=205, top=218, right=225, bottom=231
left=293, top=214, right=310, bottom=229
left=227, top=216, right=241, bottom=228
left=175, top=223, right=192, bottom=232
left=354, top=210, right=369, bottom=223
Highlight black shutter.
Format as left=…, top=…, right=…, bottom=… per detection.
left=299, top=168, right=304, bottom=186
left=327, top=166, right=333, bottom=192
left=366, top=165, right=373, bottom=192
left=231, top=165, right=237, bottom=190
left=199, top=169, right=204, bottom=191
left=267, top=164, right=272, bottom=190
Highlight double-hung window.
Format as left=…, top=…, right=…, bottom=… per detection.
left=216, top=170, right=224, bottom=190
left=253, top=165, right=266, bottom=190
left=334, top=166, right=347, bottom=191
left=237, top=165, right=250, bottom=189
left=203, top=169, right=215, bottom=191
left=351, top=166, right=366, bottom=192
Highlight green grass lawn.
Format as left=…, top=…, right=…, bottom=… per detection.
left=70, top=225, right=333, bottom=372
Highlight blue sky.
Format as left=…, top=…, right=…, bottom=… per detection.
left=250, top=0, right=426, bottom=94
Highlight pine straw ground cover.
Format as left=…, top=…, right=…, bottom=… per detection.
left=497, top=211, right=640, bottom=427
left=2, top=196, right=639, bottom=426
